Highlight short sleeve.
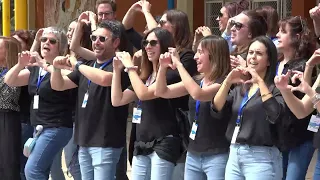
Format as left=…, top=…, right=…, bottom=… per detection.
left=67, top=70, right=81, bottom=86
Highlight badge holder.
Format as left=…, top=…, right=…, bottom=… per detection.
left=132, top=107, right=142, bottom=124
left=23, top=125, right=44, bottom=157
left=189, top=121, right=198, bottom=140
left=307, top=112, right=320, bottom=133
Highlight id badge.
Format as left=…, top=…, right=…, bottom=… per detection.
left=81, top=92, right=89, bottom=108
left=33, top=95, right=39, bottom=109
left=231, top=126, right=240, bottom=144
left=132, top=107, right=142, bottom=124
left=307, top=115, right=320, bottom=132
left=189, top=122, right=198, bottom=140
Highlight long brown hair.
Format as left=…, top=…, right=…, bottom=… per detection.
left=164, top=10, right=192, bottom=51
left=278, top=16, right=315, bottom=60
left=140, top=28, right=175, bottom=81
left=199, top=35, right=231, bottom=82
left=0, top=37, right=21, bottom=69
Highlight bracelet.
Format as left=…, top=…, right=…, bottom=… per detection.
left=124, top=66, right=138, bottom=72
left=53, top=66, right=61, bottom=72
left=261, top=92, right=272, bottom=98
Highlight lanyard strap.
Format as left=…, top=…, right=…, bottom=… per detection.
left=194, top=80, right=204, bottom=122
left=275, top=62, right=280, bottom=76
left=0, top=68, right=8, bottom=77
left=87, top=58, right=113, bottom=89
left=36, top=68, right=48, bottom=92
left=236, top=88, right=258, bottom=125
left=137, top=75, right=154, bottom=107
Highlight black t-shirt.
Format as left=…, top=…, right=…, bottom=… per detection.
left=187, top=78, right=229, bottom=154
left=28, top=66, right=75, bottom=128
left=67, top=60, right=130, bottom=148
left=125, top=28, right=143, bottom=50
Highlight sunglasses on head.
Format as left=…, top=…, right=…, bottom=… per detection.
left=90, top=35, right=108, bottom=42
left=142, top=40, right=158, bottom=47
left=40, top=37, right=58, bottom=45
left=230, top=20, right=247, bottom=31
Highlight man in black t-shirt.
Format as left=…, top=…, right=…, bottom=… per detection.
left=50, top=21, right=130, bottom=180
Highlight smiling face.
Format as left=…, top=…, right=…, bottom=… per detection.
left=158, top=14, right=174, bottom=35
left=91, top=27, right=117, bottom=60
left=97, top=3, right=115, bottom=22
left=230, top=13, right=250, bottom=46
left=246, top=41, right=269, bottom=74
left=216, top=7, right=229, bottom=32
left=66, top=21, right=77, bottom=45
left=194, top=44, right=210, bottom=73
left=143, top=32, right=161, bottom=62
left=40, top=33, right=60, bottom=60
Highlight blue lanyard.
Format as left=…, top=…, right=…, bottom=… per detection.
left=36, top=68, right=48, bottom=92
left=236, top=89, right=258, bottom=125
left=194, top=80, right=204, bottom=123
left=137, top=75, right=153, bottom=108
left=275, top=62, right=280, bottom=76
left=0, top=68, right=8, bottom=77
left=87, top=58, right=113, bottom=89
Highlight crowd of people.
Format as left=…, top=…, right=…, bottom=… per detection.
left=2, top=0, right=320, bottom=179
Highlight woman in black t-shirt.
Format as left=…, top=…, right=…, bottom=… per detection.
left=111, top=27, right=191, bottom=180
left=155, top=35, right=231, bottom=180
left=212, top=36, right=285, bottom=179
left=4, top=27, right=74, bottom=180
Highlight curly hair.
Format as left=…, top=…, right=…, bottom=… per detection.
left=10, top=30, right=35, bottom=50
left=279, top=16, right=315, bottom=60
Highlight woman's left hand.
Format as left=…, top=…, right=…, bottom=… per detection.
left=116, top=51, right=133, bottom=68
left=290, top=70, right=313, bottom=94
left=244, top=67, right=263, bottom=84
left=168, top=47, right=180, bottom=68
left=29, top=51, right=46, bottom=68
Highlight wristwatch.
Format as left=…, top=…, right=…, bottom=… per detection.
left=75, top=61, right=83, bottom=71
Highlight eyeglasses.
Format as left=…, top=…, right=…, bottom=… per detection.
left=230, top=20, right=247, bottom=31
left=218, top=12, right=224, bottom=18
left=98, top=11, right=114, bottom=17
left=40, top=37, right=58, bottom=45
left=142, top=40, right=158, bottom=47
left=90, top=35, right=108, bottom=42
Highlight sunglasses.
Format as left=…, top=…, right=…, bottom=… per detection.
left=40, top=37, right=58, bottom=45
left=230, top=20, right=247, bottom=31
left=218, top=12, right=223, bottom=18
left=90, top=35, right=108, bottom=42
left=159, top=20, right=167, bottom=27
left=142, top=40, right=158, bottom=47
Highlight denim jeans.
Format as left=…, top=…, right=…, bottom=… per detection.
left=131, top=151, right=175, bottom=180
left=185, top=151, right=228, bottom=180
left=282, top=140, right=315, bottom=180
left=50, top=149, right=65, bottom=180
left=313, top=149, right=320, bottom=180
left=171, top=163, right=185, bottom=180
left=24, top=127, right=73, bottom=180
left=78, top=146, right=123, bottom=180
left=20, top=123, right=34, bottom=180
left=225, top=144, right=282, bottom=180
left=64, top=130, right=81, bottom=180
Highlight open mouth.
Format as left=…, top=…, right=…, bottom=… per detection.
left=43, top=47, right=50, bottom=52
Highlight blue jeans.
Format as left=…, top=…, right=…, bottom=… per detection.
left=24, top=127, right=72, bottom=180
left=313, top=149, right=320, bottom=180
left=185, top=151, right=228, bottom=180
left=225, top=144, right=282, bottom=180
left=171, top=163, right=185, bottom=180
left=132, top=151, right=175, bottom=180
left=282, top=140, right=315, bottom=180
left=50, top=149, right=65, bottom=180
left=20, top=123, right=34, bottom=180
left=64, top=130, right=81, bottom=180
left=78, top=146, right=123, bottom=180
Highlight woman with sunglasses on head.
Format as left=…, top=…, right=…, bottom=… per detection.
left=229, top=10, right=268, bottom=69
left=155, top=35, right=231, bottom=180
left=111, top=27, right=195, bottom=180
left=0, top=37, right=22, bottom=180
left=212, top=36, right=284, bottom=179
left=4, top=27, right=74, bottom=180
left=275, top=16, right=317, bottom=180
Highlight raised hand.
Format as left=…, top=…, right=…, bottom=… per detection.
left=244, top=67, right=262, bottom=84
left=116, top=51, right=133, bottom=68
left=225, top=67, right=248, bottom=84
left=35, top=29, right=44, bottom=42
left=141, top=0, right=152, bottom=13
left=200, top=26, right=212, bottom=37
left=159, top=52, right=173, bottom=69
left=306, top=49, right=320, bottom=66
left=29, top=51, right=46, bottom=68
left=53, top=56, right=72, bottom=70
left=310, top=4, right=320, bottom=20
left=230, top=55, right=246, bottom=69
left=274, top=71, right=293, bottom=91
left=18, top=51, right=33, bottom=67
left=290, top=70, right=313, bottom=94
left=113, top=56, right=124, bottom=72
left=78, top=11, right=90, bottom=24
